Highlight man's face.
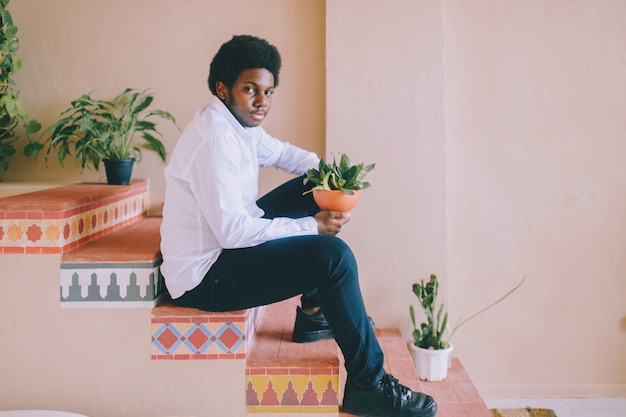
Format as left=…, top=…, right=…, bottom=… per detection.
left=216, top=68, right=275, bottom=128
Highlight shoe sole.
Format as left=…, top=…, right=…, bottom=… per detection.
left=342, top=401, right=438, bottom=417
left=292, top=329, right=334, bottom=343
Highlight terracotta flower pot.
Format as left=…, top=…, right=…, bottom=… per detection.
left=312, top=189, right=361, bottom=212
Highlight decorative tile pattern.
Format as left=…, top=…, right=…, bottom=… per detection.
left=0, top=182, right=148, bottom=254
left=244, top=297, right=340, bottom=413
left=60, top=262, right=164, bottom=308
left=59, top=216, right=163, bottom=308
left=150, top=297, right=490, bottom=416
left=151, top=302, right=263, bottom=360
left=245, top=369, right=339, bottom=413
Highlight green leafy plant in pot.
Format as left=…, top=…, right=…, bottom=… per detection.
left=303, top=152, right=375, bottom=212
left=409, top=274, right=525, bottom=381
left=0, top=0, right=41, bottom=172
left=25, top=88, right=179, bottom=185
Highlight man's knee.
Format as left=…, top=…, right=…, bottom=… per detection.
left=314, top=235, right=357, bottom=273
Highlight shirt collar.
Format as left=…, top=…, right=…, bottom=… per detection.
left=210, top=96, right=254, bottom=140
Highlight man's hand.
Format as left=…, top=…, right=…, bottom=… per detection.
left=315, top=211, right=351, bottom=235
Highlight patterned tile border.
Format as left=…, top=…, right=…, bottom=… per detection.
left=60, top=261, right=164, bottom=308
left=151, top=305, right=263, bottom=360
left=245, top=369, right=339, bottom=413
left=0, top=182, right=148, bottom=254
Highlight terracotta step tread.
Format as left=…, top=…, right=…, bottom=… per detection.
left=338, top=360, right=490, bottom=417
left=152, top=296, right=490, bottom=415
left=338, top=336, right=491, bottom=417
left=338, top=356, right=490, bottom=417
left=0, top=181, right=146, bottom=212
left=60, top=216, right=163, bottom=308
left=0, top=181, right=149, bottom=254
left=245, top=297, right=340, bottom=413
left=246, top=297, right=339, bottom=368
left=245, top=299, right=491, bottom=416
left=152, top=298, right=251, bottom=322
left=61, top=216, right=161, bottom=263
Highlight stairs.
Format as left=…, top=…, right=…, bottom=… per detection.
left=0, top=180, right=493, bottom=416
left=151, top=298, right=263, bottom=360
left=60, top=216, right=163, bottom=308
left=245, top=297, right=340, bottom=413
left=0, top=180, right=148, bottom=254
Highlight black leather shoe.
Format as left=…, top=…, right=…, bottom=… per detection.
left=292, top=307, right=377, bottom=343
left=292, top=306, right=334, bottom=343
left=342, top=372, right=438, bottom=417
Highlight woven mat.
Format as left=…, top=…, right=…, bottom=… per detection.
left=491, top=408, right=557, bottom=417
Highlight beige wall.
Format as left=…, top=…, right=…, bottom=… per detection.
left=326, top=0, right=448, bottom=353
left=1, top=0, right=625, bottom=412
left=444, top=1, right=626, bottom=396
left=329, top=0, right=626, bottom=397
left=7, top=0, right=325, bottom=200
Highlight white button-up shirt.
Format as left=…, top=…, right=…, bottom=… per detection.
left=160, top=97, right=320, bottom=298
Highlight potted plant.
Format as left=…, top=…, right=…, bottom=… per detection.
left=409, top=274, right=525, bottom=381
left=25, top=88, right=178, bottom=184
left=303, top=152, right=375, bottom=212
left=0, top=0, right=40, bottom=173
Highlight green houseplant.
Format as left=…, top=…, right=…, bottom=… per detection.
left=0, top=0, right=40, bottom=172
left=27, top=88, right=178, bottom=184
left=303, top=152, right=375, bottom=212
left=409, top=274, right=525, bottom=380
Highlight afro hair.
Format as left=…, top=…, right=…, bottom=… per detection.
left=208, top=34, right=282, bottom=96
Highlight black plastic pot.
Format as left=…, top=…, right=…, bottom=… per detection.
left=103, top=158, right=135, bottom=185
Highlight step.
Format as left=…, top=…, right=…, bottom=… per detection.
left=246, top=298, right=492, bottom=416
left=338, top=330, right=492, bottom=417
left=150, top=295, right=491, bottom=415
left=151, top=298, right=263, bottom=360
left=245, top=297, right=341, bottom=413
left=419, top=359, right=492, bottom=417
left=0, top=181, right=149, bottom=254
left=60, top=216, right=163, bottom=308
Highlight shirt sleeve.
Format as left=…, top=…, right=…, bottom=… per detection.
left=187, top=133, right=318, bottom=250
left=255, top=128, right=320, bottom=174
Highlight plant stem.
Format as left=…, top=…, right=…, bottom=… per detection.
left=445, top=275, right=526, bottom=344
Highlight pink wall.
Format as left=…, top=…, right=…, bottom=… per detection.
left=327, top=0, right=626, bottom=397
left=2, top=0, right=625, bottom=408
left=444, top=0, right=626, bottom=395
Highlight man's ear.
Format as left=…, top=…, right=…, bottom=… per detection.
left=215, top=82, right=228, bottom=100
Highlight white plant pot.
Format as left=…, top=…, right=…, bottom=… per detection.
left=409, top=343, right=454, bottom=381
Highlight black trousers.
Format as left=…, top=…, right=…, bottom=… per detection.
left=175, top=175, right=385, bottom=387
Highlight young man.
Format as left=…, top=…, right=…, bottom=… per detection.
left=160, top=34, right=438, bottom=417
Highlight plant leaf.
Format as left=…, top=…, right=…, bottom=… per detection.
left=132, top=94, right=153, bottom=115
left=142, top=132, right=167, bottom=161
left=302, top=152, right=374, bottom=194
left=23, top=141, right=43, bottom=157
